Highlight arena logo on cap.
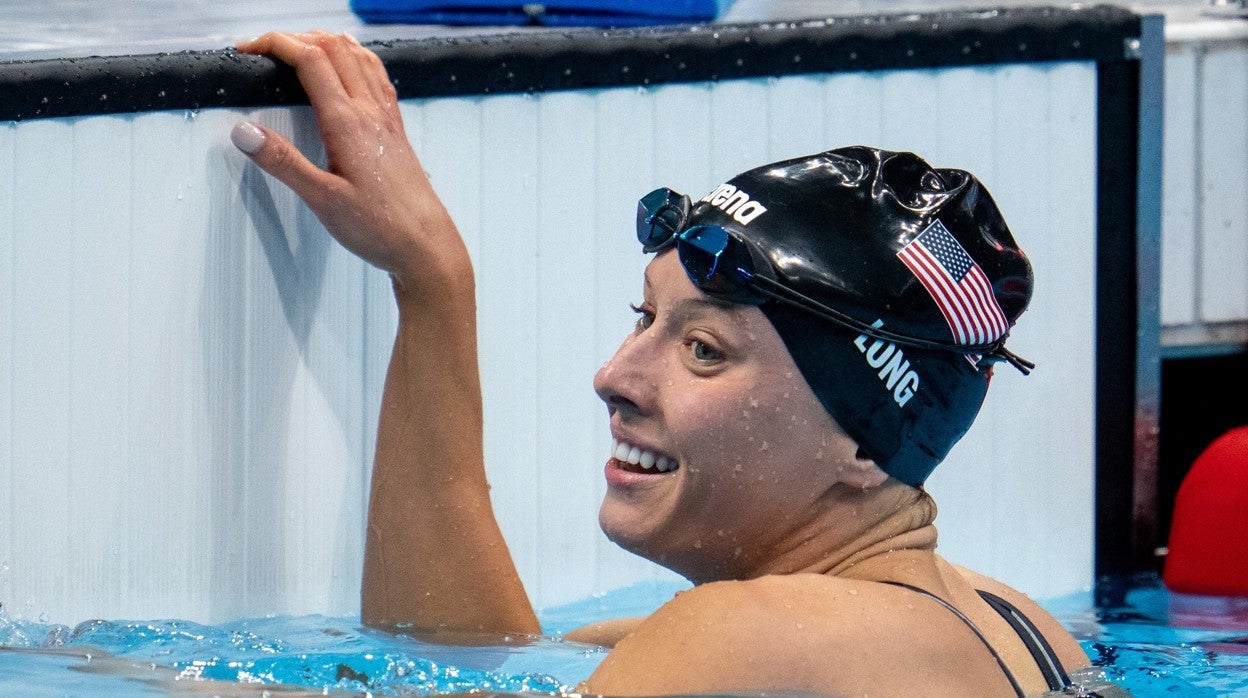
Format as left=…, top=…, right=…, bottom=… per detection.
left=700, top=184, right=768, bottom=225
left=853, top=320, right=920, bottom=407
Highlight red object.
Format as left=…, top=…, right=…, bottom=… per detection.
left=1164, top=426, right=1248, bottom=596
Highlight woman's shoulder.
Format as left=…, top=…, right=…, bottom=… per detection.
left=581, top=574, right=1019, bottom=696
left=647, top=573, right=933, bottom=629
left=950, top=563, right=1091, bottom=671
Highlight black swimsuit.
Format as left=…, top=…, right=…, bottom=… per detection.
left=884, top=581, right=1072, bottom=697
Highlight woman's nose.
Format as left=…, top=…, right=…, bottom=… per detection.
left=593, top=335, right=652, bottom=417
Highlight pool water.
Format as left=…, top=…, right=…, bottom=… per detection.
left=1048, top=575, right=1248, bottom=697
left=2, top=576, right=1246, bottom=696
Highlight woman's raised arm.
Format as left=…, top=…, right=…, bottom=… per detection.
left=232, top=31, right=539, bottom=636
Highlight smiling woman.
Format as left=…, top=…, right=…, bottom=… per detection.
left=593, top=266, right=874, bottom=584
left=230, top=29, right=1099, bottom=697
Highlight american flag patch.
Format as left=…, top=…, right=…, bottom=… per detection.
left=896, top=219, right=1009, bottom=346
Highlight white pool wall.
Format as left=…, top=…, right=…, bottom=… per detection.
left=1161, top=20, right=1248, bottom=349
left=0, top=57, right=1108, bottom=624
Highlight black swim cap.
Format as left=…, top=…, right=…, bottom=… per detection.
left=664, top=146, right=1033, bottom=486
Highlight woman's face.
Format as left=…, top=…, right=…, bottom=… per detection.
left=593, top=251, right=869, bottom=582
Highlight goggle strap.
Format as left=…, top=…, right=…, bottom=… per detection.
left=992, top=347, right=1036, bottom=375
left=745, top=274, right=1033, bottom=374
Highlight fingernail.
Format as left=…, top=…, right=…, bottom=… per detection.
left=231, top=121, right=265, bottom=154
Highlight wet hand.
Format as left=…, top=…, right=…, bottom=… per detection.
left=232, top=31, right=463, bottom=293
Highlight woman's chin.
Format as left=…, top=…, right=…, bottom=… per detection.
left=599, top=496, right=684, bottom=564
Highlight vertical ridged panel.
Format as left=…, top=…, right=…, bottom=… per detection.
left=124, top=111, right=200, bottom=620
left=1198, top=45, right=1248, bottom=323
left=534, top=91, right=602, bottom=606
left=1161, top=46, right=1198, bottom=327
left=11, top=119, right=74, bottom=620
left=1026, top=62, right=1097, bottom=597
left=708, top=79, right=769, bottom=180
left=0, top=123, right=14, bottom=614
left=880, top=68, right=940, bottom=152
left=67, top=116, right=133, bottom=621
left=652, top=84, right=714, bottom=195
left=1, top=60, right=1103, bottom=622
left=822, top=72, right=884, bottom=149
left=477, top=94, right=543, bottom=597
left=932, top=67, right=997, bottom=175
left=766, top=75, right=829, bottom=161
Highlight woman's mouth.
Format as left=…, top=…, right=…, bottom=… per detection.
left=612, top=438, right=679, bottom=473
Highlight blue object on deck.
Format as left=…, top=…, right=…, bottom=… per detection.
left=350, top=0, right=718, bottom=26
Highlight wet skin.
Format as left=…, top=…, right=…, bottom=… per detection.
left=232, top=30, right=1093, bottom=697
left=594, top=251, right=885, bottom=583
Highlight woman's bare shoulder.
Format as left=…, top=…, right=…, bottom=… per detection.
left=951, top=563, right=1091, bottom=670
left=580, top=575, right=1012, bottom=696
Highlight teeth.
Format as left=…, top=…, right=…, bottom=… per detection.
left=611, top=439, right=677, bottom=472
left=613, top=441, right=631, bottom=461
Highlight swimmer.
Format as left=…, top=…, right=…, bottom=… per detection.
left=231, top=31, right=1092, bottom=696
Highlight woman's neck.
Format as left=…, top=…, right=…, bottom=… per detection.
left=747, top=480, right=940, bottom=580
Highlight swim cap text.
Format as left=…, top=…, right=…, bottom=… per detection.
left=854, top=321, right=920, bottom=408
left=700, top=184, right=768, bottom=225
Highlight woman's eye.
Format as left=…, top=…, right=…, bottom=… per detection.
left=690, top=339, right=723, bottom=362
left=630, top=303, right=654, bottom=331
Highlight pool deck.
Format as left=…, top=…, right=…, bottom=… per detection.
left=0, top=0, right=1237, bottom=61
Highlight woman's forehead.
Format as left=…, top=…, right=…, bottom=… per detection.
left=643, top=254, right=737, bottom=313
left=643, top=253, right=788, bottom=344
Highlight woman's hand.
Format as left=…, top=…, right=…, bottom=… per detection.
left=233, top=30, right=537, bottom=637
left=232, top=31, right=462, bottom=295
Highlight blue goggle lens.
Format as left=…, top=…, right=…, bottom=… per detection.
left=636, top=188, right=691, bottom=252
left=676, top=225, right=730, bottom=285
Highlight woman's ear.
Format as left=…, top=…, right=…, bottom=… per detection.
left=839, top=447, right=890, bottom=489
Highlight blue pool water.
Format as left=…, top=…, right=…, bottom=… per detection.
left=2, top=575, right=1246, bottom=696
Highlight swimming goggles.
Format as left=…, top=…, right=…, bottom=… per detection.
left=635, top=187, right=1034, bottom=374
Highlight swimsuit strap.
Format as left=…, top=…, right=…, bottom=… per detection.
left=882, top=581, right=1025, bottom=698
left=977, top=589, right=1072, bottom=692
